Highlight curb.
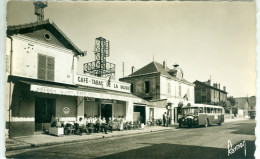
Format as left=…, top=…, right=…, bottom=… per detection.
left=6, top=128, right=174, bottom=151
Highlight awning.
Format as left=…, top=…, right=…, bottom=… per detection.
left=20, top=80, right=141, bottom=103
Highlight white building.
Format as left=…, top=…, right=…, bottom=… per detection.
left=120, top=61, right=195, bottom=124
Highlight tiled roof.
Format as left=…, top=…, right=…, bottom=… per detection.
left=7, top=19, right=84, bottom=56
left=127, top=61, right=192, bottom=85
left=234, top=97, right=249, bottom=109
left=194, top=80, right=227, bottom=94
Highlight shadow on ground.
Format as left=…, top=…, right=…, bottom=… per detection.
left=228, top=122, right=256, bottom=135
left=93, top=141, right=255, bottom=159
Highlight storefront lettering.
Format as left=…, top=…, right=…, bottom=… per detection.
left=78, top=77, right=89, bottom=83
left=75, top=74, right=131, bottom=93
left=120, top=85, right=130, bottom=90
left=92, top=79, right=103, bottom=86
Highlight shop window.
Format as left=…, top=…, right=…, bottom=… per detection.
left=38, top=54, right=55, bottom=81
left=145, top=81, right=150, bottom=93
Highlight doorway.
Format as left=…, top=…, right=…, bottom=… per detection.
left=35, top=98, right=55, bottom=131
left=101, top=104, right=112, bottom=123
left=134, top=106, right=146, bottom=124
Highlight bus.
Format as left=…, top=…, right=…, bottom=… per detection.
left=178, top=104, right=225, bottom=128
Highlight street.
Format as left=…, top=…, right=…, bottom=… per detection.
left=6, top=120, right=256, bottom=159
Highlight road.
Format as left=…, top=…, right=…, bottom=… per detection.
left=6, top=120, right=256, bottom=159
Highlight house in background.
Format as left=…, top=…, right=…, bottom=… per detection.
left=248, top=96, right=256, bottom=119
left=234, top=97, right=249, bottom=118
left=193, top=80, right=228, bottom=106
left=120, top=61, right=195, bottom=124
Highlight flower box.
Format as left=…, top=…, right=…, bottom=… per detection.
left=49, top=127, right=64, bottom=136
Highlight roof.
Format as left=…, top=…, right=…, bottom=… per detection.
left=7, top=19, right=84, bottom=56
left=123, top=61, right=193, bottom=85
left=194, top=80, right=227, bottom=94
left=234, top=97, right=249, bottom=109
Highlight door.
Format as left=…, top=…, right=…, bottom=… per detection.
left=101, top=104, right=112, bottom=123
left=35, top=98, right=55, bottom=131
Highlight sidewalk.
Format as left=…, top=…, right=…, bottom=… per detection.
left=224, top=117, right=249, bottom=123
left=6, top=126, right=176, bottom=151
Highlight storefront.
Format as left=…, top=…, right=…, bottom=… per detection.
left=7, top=74, right=143, bottom=137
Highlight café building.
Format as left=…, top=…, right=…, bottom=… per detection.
left=5, top=19, right=142, bottom=138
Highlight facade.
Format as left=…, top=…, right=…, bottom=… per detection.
left=234, top=97, right=249, bottom=118
left=248, top=96, right=256, bottom=118
left=194, top=80, right=227, bottom=105
left=120, top=61, right=195, bottom=124
left=5, top=19, right=142, bottom=138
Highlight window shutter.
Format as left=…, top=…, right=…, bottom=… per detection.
left=38, top=54, right=47, bottom=80
left=47, top=56, right=55, bottom=81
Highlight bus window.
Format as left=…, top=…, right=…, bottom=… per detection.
left=214, top=108, right=217, bottom=114
left=199, top=107, right=203, bottom=113
left=207, top=107, right=211, bottom=113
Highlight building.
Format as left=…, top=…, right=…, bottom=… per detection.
left=234, top=97, right=249, bottom=118
left=5, top=19, right=142, bottom=137
left=194, top=80, right=227, bottom=105
left=248, top=96, right=256, bottom=119
left=120, top=61, right=195, bottom=124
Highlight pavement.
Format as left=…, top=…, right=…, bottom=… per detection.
left=5, top=125, right=176, bottom=151
left=5, top=118, right=249, bottom=152
left=6, top=119, right=255, bottom=159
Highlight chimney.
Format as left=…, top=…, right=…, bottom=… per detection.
left=173, top=63, right=179, bottom=68
left=208, top=79, right=211, bottom=86
left=131, top=66, right=135, bottom=73
left=163, top=60, right=166, bottom=69
left=218, top=83, right=220, bottom=89
left=223, top=86, right=226, bottom=92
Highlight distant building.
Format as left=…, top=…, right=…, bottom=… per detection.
left=120, top=61, right=195, bottom=124
left=193, top=80, right=227, bottom=105
left=247, top=96, right=256, bottom=119
left=234, top=97, right=249, bottom=118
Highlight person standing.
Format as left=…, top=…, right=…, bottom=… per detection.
left=163, top=112, right=166, bottom=127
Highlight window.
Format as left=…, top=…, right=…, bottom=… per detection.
left=168, top=82, right=171, bottom=94
left=145, top=81, right=150, bottom=93
left=130, top=83, right=134, bottom=93
left=38, top=54, right=55, bottom=81
left=179, top=84, right=181, bottom=97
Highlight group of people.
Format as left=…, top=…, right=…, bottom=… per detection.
left=163, top=112, right=171, bottom=127
left=76, top=116, right=113, bottom=134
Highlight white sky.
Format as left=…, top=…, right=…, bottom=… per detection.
left=6, top=1, right=256, bottom=97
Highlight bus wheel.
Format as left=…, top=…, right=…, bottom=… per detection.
left=179, top=122, right=182, bottom=128
left=205, top=119, right=208, bottom=128
left=218, top=122, right=221, bottom=126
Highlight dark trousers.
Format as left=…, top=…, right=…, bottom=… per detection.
left=95, top=123, right=100, bottom=132
left=163, top=118, right=166, bottom=126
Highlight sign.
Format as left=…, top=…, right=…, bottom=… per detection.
left=30, top=84, right=141, bottom=102
left=63, top=107, right=70, bottom=114
left=75, top=74, right=130, bottom=93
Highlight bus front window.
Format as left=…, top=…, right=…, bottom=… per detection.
left=182, top=108, right=199, bottom=116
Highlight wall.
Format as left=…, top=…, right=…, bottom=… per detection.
left=161, top=76, right=195, bottom=106
left=120, top=75, right=160, bottom=100
left=10, top=35, right=75, bottom=84
left=125, top=101, right=134, bottom=122
left=8, top=83, right=35, bottom=137
left=56, top=95, right=77, bottom=118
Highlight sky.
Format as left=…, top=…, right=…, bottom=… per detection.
left=6, top=1, right=256, bottom=98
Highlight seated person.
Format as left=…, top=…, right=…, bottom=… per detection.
left=95, top=117, right=101, bottom=133
left=108, top=117, right=113, bottom=133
